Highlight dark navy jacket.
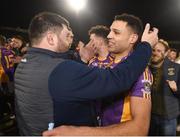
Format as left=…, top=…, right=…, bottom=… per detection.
left=49, top=42, right=152, bottom=127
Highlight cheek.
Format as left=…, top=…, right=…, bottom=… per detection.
left=114, top=44, right=120, bottom=50
left=160, top=52, right=164, bottom=57
left=172, top=54, right=176, bottom=57
left=65, top=37, right=70, bottom=44
left=61, top=36, right=68, bottom=45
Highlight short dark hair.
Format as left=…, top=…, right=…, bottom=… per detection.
left=12, top=35, right=25, bottom=43
left=114, top=13, right=143, bottom=42
left=28, top=12, right=69, bottom=45
left=88, top=25, right=109, bottom=41
left=169, top=48, right=178, bottom=58
left=169, top=48, right=177, bottom=53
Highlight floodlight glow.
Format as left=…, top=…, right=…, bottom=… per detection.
left=67, top=0, right=87, bottom=12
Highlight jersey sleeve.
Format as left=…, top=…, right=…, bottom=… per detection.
left=130, top=67, right=153, bottom=99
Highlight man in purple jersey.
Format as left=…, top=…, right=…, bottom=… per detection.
left=43, top=13, right=155, bottom=136
left=0, top=43, right=15, bottom=82
left=99, top=14, right=152, bottom=128
left=88, top=25, right=112, bottom=69
left=88, top=13, right=153, bottom=131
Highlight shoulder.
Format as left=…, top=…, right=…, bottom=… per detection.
left=165, top=59, right=180, bottom=71
left=138, top=67, right=153, bottom=85
left=130, top=67, right=152, bottom=99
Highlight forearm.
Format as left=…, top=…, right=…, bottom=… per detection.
left=77, top=96, right=151, bottom=136
left=77, top=119, right=149, bottom=136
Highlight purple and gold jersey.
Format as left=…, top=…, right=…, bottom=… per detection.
left=0, top=47, right=15, bottom=81
left=101, top=55, right=153, bottom=126
left=88, top=54, right=114, bottom=69
left=88, top=54, right=114, bottom=124
left=89, top=53, right=152, bottom=126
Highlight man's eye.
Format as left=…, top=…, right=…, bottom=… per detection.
left=114, top=31, right=120, bottom=35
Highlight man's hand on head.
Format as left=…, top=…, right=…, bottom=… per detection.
left=79, top=40, right=95, bottom=63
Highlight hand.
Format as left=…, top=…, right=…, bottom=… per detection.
left=166, top=80, right=178, bottom=92
left=79, top=40, right=95, bottom=63
left=92, top=39, right=103, bottom=53
left=43, top=125, right=71, bottom=136
left=12, top=56, right=22, bottom=63
left=141, top=23, right=159, bottom=47
left=21, top=46, right=28, bottom=53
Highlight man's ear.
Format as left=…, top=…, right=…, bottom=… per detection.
left=129, top=34, right=138, bottom=44
left=46, top=31, right=56, bottom=46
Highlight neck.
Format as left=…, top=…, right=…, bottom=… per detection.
left=151, top=61, right=164, bottom=68
left=97, top=46, right=109, bottom=60
left=112, top=49, right=132, bottom=62
left=32, top=41, right=58, bottom=53
left=98, top=50, right=109, bottom=59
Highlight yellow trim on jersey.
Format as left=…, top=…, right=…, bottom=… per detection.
left=114, top=58, right=122, bottom=64
left=5, top=56, right=10, bottom=69
left=142, top=67, right=153, bottom=100
left=120, top=95, right=132, bottom=122
left=97, top=56, right=109, bottom=61
left=151, top=73, right=153, bottom=83
left=143, top=67, right=153, bottom=83
left=143, top=67, right=148, bottom=81
left=143, top=91, right=151, bottom=99
left=0, top=65, right=9, bottom=83
left=88, top=56, right=96, bottom=65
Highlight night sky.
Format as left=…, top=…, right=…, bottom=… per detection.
left=0, top=0, right=180, bottom=45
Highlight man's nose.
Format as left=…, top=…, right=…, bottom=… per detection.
left=107, top=31, right=113, bottom=39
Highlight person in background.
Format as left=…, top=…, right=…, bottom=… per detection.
left=148, top=39, right=180, bottom=136
left=0, top=36, right=16, bottom=119
left=88, top=25, right=111, bottom=68
left=10, top=35, right=24, bottom=56
left=0, top=38, right=16, bottom=88
left=167, top=48, right=178, bottom=62
left=175, top=52, right=180, bottom=64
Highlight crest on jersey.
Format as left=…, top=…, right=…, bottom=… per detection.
left=141, top=80, right=151, bottom=99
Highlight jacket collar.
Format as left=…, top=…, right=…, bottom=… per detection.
left=28, top=47, right=66, bottom=58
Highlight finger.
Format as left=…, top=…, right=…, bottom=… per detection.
left=79, top=41, right=84, bottom=45
left=78, top=41, right=84, bottom=48
left=79, top=41, right=85, bottom=46
left=89, top=40, right=96, bottom=48
left=152, top=27, right=159, bottom=34
left=143, top=23, right=151, bottom=34
left=86, top=40, right=93, bottom=47
left=94, top=40, right=101, bottom=47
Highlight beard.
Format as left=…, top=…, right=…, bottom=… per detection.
left=57, top=37, right=69, bottom=53
left=150, top=55, right=165, bottom=65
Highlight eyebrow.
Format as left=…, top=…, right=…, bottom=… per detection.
left=111, top=28, right=122, bottom=33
